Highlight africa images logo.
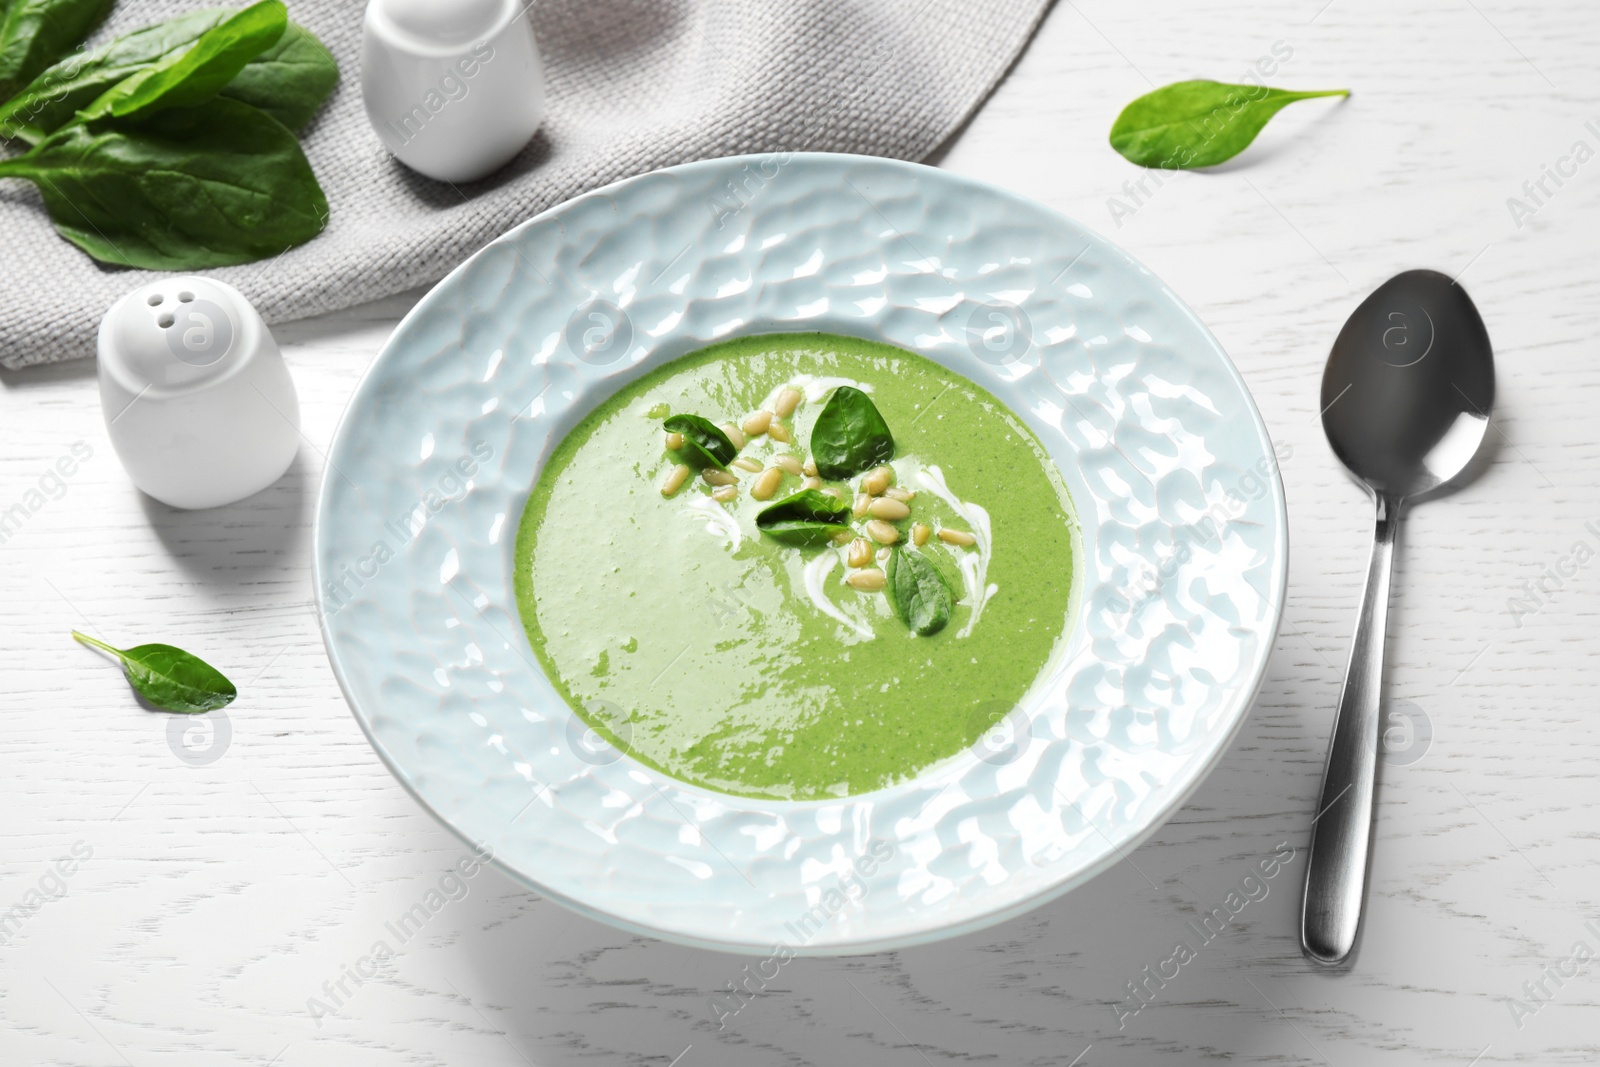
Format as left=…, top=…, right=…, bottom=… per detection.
left=163, top=294, right=235, bottom=367
left=1111, top=842, right=1297, bottom=1030
left=320, top=440, right=495, bottom=616
left=383, top=42, right=496, bottom=146
left=1376, top=299, right=1434, bottom=368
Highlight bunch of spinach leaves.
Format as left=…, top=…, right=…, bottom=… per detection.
left=0, top=0, right=336, bottom=269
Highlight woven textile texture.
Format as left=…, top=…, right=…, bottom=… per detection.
left=0, top=0, right=1050, bottom=368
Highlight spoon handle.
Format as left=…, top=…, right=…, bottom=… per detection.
left=1301, top=493, right=1398, bottom=965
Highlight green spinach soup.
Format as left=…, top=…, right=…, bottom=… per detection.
left=514, top=333, right=1075, bottom=800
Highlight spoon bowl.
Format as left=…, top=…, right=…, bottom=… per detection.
left=1302, top=268, right=1495, bottom=966
left=1321, top=268, right=1496, bottom=501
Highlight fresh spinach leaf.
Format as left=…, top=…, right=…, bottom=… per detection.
left=755, top=489, right=851, bottom=547
left=76, top=0, right=286, bottom=123
left=0, top=95, right=328, bottom=269
left=663, top=413, right=736, bottom=469
left=886, top=548, right=954, bottom=636
left=72, top=630, right=237, bottom=713
left=0, top=9, right=222, bottom=140
left=0, top=0, right=114, bottom=102
left=1109, top=80, right=1348, bottom=169
left=218, top=19, right=336, bottom=130
left=0, top=9, right=335, bottom=141
left=810, top=386, right=894, bottom=480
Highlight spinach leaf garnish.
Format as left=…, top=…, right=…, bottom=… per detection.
left=886, top=548, right=955, bottom=636
left=0, top=0, right=115, bottom=102
left=663, top=413, right=736, bottom=469
left=75, top=0, right=286, bottom=123
left=1109, top=80, right=1348, bottom=169
left=0, top=95, right=328, bottom=269
left=755, top=489, right=851, bottom=547
left=810, top=386, right=894, bottom=480
left=73, top=630, right=237, bottom=713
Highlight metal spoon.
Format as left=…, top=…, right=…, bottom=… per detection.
left=1301, top=268, right=1495, bottom=966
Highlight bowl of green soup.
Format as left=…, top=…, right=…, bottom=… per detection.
left=314, top=154, right=1288, bottom=954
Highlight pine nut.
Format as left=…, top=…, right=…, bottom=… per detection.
left=768, top=420, right=792, bottom=443
left=752, top=467, right=783, bottom=500
left=712, top=485, right=737, bottom=502
left=732, top=457, right=762, bottom=472
left=867, top=498, right=910, bottom=520
left=846, top=568, right=886, bottom=591
left=938, top=528, right=977, bottom=546
left=719, top=423, right=746, bottom=450
left=702, top=468, right=737, bottom=486
left=831, top=528, right=855, bottom=545
left=912, top=522, right=931, bottom=546
left=803, top=458, right=818, bottom=477
left=775, top=454, right=803, bottom=475
left=866, top=520, right=899, bottom=545
left=665, top=431, right=685, bottom=450
left=820, top=487, right=845, bottom=500
left=862, top=466, right=893, bottom=496
left=852, top=493, right=870, bottom=518
left=661, top=463, right=690, bottom=496
left=742, top=410, right=774, bottom=435
left=774, top=387, right=803, bottom=418
left=886, top=488, right=916, bottom=503
left=847, top=537, right=873, bottom=567
left=803, top=476, right=823, bottom=490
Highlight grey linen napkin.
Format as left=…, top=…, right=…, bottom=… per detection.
left=0, top=0, right=1050, bottom=369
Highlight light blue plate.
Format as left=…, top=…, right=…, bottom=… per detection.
left=313, top=153, right=1288, bottom=955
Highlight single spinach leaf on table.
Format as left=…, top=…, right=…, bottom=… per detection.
left=663, top=413, right=737, bottom=469
left=0, top=0, right=115, bottom=102
left=75, top=0, right=286, bottom=124
left=886, top=548, right=955, bottom=636
left=810, top=386, right=894, bottom=480
left=0, top=95, right=328, bottom=269
left=1109, top=80, right=1349, bottom=169
left=72, top=630, right=237, bottom=713
left=0, top=10, right=334, bottom=142
left=755, top=489, right=852, bottom=547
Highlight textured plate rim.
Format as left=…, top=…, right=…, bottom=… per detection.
left=312, top=152, right=1289, bottom=955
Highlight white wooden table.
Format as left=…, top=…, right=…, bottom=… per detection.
left=6, top=2, right=1598, bottom=1063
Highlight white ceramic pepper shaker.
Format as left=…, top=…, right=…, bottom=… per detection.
left=361, top=0, right=545, bottom=183
left=97, top=277, right=300, bottom=510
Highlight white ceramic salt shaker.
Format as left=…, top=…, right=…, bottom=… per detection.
left=361, top=0, right=545, bottom=183
left=97, top=277, right=300, bottom=510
